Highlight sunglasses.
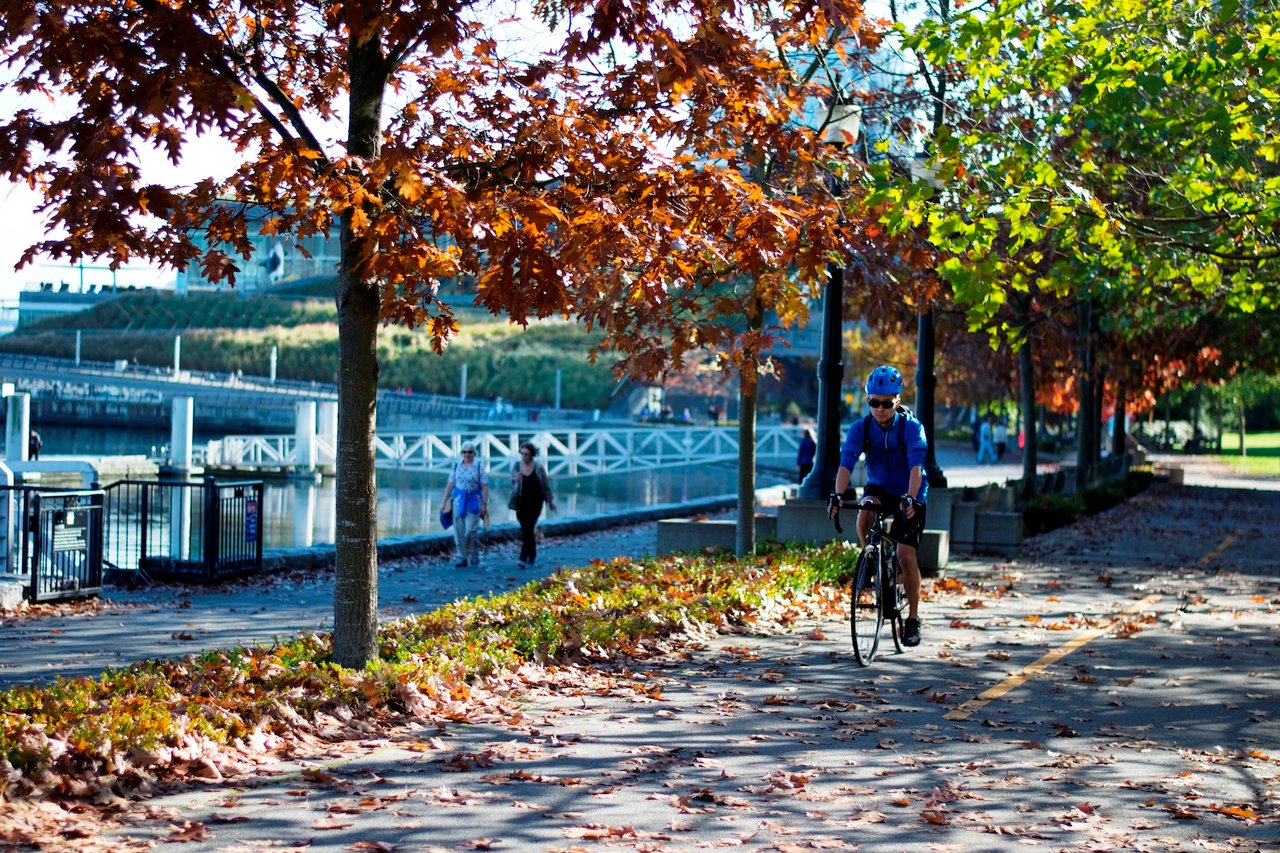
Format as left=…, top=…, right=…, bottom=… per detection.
left=868, top=399, right=897, bottom=410
left=462, top=450, right=475, bottom=455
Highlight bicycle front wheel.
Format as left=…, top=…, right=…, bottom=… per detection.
left=885, top=545, right=907, bottom=653
left=850, top=546, right=884, bottom=666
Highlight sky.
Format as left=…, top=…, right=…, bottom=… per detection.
left=0, top=86, right=188, bottom=301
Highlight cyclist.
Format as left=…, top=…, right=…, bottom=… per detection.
left=827, top=365, right=929, bottom=647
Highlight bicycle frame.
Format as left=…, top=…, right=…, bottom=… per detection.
left=833, top=499, right=909, bottom=665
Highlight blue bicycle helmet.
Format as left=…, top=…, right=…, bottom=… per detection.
left=864, top=365, right=904, bottom=396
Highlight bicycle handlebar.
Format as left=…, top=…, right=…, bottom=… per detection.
left=830, top=499, right=900, bottom=536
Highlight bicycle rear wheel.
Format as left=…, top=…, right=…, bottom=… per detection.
left=884, top=545, right=907, bottom=652
left=850, top=545, right=884, bottom=666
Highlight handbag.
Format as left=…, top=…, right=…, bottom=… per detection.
left=439, top=508, right=453, bottom=530
left=507, top=491, right=518, bottom=511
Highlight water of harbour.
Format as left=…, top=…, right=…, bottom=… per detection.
left=38, top=424, right=789, bottom=551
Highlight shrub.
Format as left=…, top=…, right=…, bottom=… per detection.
left=1082, top=480, right=1127, bottom=515
left=1023, top=494, right=1086, bottom=535
left=1125, top=466, right=1155, bottom=496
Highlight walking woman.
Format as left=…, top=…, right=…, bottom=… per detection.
left=442, top=441, right=489, bottom=567
left=509, top=442, right=556, bottom=568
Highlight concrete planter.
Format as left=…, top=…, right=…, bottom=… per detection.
left=657, top=516, right=778, bottom=554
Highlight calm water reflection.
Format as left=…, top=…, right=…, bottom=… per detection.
left=38, top=424, right=788, bottom=550
left=267, top=464, right=784, bottom=549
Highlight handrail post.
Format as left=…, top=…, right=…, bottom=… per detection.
left=202, top=476, right=219, bottom=582
left=139, top=483, right=150, bottom=569
left=27, top=492, right=41, bottom=603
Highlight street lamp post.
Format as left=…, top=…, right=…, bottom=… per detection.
left=915, top=310, right=947, bottom=487
left=798, top=97, right=862, bottom=501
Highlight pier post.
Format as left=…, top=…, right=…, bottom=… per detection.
left=173, top=335, right=181, bottom=376
left=169, top=396, right=194, bottom=474
left=318, top=400, right=338, bottom=454
left=294, top=401, right=317, bottom=473
left=460, top=364, right=468, bottom=401
left=270, top=345, right=278, bottom=384
left=5, top=394, right=31, bottom=462
left=165, top=397, right=195, bottom=562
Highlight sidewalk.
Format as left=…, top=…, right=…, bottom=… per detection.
left=0, top=448, right=1043, bottom=686
left=1, top=481, right=1265, bottom=852
left=0, top=521, right=662, bottom=687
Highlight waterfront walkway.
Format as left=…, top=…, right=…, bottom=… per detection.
left=2, top=474, right=1273, bottom=852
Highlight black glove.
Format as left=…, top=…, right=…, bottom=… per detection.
left=900, top=494, right=919, bottom=511
left=827, top=492, right=843, bottom=517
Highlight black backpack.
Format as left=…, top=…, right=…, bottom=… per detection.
left=862, top=406, right=911, bottom=468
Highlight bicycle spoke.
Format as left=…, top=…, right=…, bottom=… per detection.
left=850, top=547, right=883, bottom=666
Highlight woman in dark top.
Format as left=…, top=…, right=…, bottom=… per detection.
left=509, top=442, right=556, bottom=568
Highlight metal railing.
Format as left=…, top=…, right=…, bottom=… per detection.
left=103, top=478, right=265, bottom=583
left=1, top=487, right=105, bottom=603
left=210, top=425, right=805, bottom=478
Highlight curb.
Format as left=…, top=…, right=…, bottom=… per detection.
left=261, top=494, right=740, bottom=573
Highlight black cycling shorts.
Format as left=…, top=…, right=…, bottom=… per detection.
left=861, top=483, right=927, bottom=550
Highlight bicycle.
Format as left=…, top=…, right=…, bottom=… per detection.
left=829, top=498, right=908, bottom=666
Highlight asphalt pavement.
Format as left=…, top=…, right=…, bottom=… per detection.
left=63, top=476, right=1275, bottom=853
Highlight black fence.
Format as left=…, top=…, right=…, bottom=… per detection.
left=1, top=486, right=105, bottom=603
left=103, top=478, right=265, bottom=583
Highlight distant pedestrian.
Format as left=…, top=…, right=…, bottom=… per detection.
left=994, top=420, right=1009, bottom=461
left=977, top=414, right=997, bottom=463
left=442, top=441, right=489, bottom=567
left=27, top=429, right=42, bottom=461
left=509, top=442, right=556, bottom=568
left=796, top=428, right=816, bottom=483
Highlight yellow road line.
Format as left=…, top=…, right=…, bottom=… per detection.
left=1199, top=533, right=1238, bottom=565
left=945, top=594, right=1162, bottom=722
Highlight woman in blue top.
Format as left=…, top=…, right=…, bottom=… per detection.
left=827, top=365, right=929, bottom=647
left=442, top=441, right=489, bottom=567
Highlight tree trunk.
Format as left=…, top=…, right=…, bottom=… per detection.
left=736, top=302, right=763, bottom=557
left=1092, top=366, right=1105, bottom=470
left=1238, top=397, right=1247, bottom=458
left=1215, top=392, right=1224, bottom=451
left=1112, top=386, right=1127, bottom=457
left=1018, top=345, right=1038, bottom=496
left=1075, top=299, right=1094, bottom=492
left=1015, top=298, right=1037, bottom=501
left=736, top=368, right=757, bottom=557
left=332, top=32, right=387, bottom=669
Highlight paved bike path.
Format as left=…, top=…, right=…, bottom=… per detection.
left=64, top=482, right=1278, bottom=852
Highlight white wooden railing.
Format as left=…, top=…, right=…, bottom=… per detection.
left=209, top=426, right=802, bottom=478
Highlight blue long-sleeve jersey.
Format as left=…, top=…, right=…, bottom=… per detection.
left=838, top=411, right=930, bottom=503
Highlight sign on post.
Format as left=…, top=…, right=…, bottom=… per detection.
left=245, top=497, right=258, bottom=544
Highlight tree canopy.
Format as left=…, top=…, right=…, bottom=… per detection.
left=1, top=0, right=880, bottom=664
